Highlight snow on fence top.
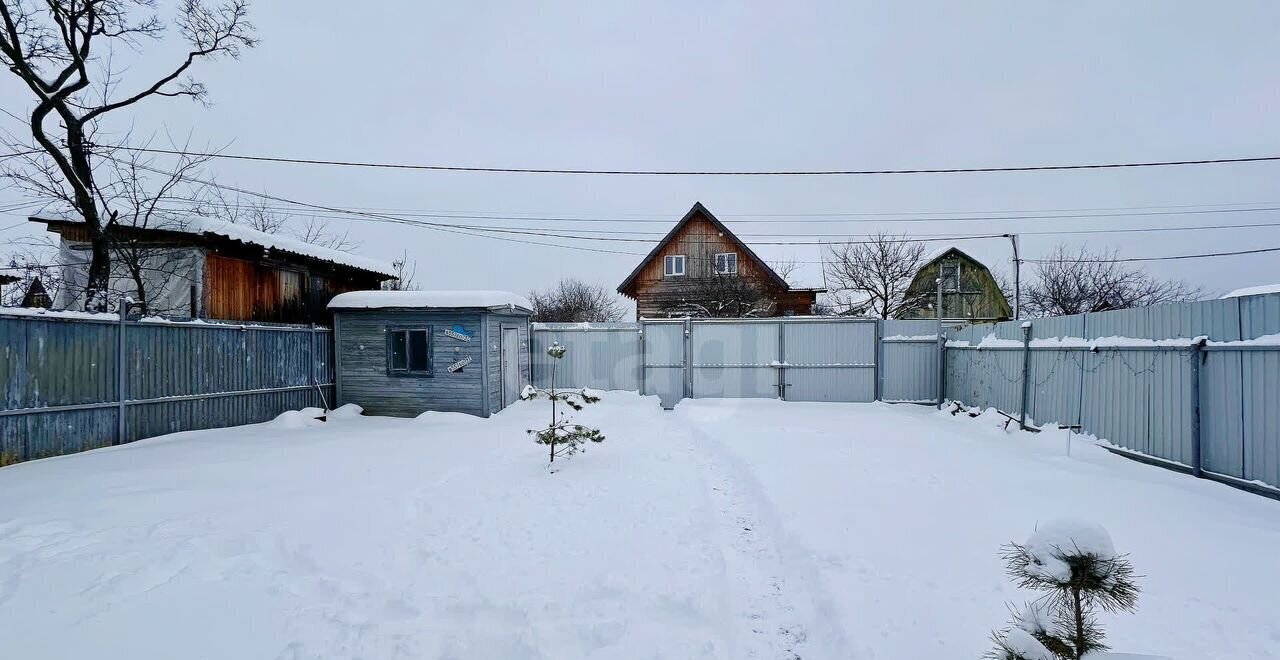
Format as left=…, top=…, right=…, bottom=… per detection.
left=1221, top=283, right=1280, bottom=299
left=328, top=290, right=534, bottom=312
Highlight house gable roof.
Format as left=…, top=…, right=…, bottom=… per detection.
left=616, top=202, right=792, bottom=296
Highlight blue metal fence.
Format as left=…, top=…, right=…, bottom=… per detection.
left=944, top=293, right=1280, bottom=495
left=0, top=310, right=333, bottom=466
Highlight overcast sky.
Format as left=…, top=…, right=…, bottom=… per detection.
left=3, top=1, right=1278, bottom=302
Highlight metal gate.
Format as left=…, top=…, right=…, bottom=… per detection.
left=639, top=317, right=878, bottom=407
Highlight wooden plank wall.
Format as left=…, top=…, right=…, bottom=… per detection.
left=335, top=310, right=488, bottom=417
left=628, top=214, right=810, bottom=317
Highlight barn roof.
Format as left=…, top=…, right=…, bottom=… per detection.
left=616, top=202, right=800, bottom=296
left=30, top=216, right=396, bottom=278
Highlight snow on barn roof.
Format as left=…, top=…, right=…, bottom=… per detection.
left=31, top=215, right=396, bottom=278
left=1221, top=283, right=1280, bottom=299
left=328, top=290, right=533, bottom=312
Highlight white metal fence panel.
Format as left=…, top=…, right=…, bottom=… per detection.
left=530, top=323, right=641, bottom=391
left=641, top=321, right=686, bottom=408
left=783, top=320, right=877, bottom=402
left=880, top=319, right=939, bottom=403
left=689, top=321, right=779, bottom=399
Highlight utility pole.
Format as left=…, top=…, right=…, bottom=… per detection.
left=1004, top=233, right=1021, bottom=319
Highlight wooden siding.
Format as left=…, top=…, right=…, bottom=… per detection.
left=486, top=313, right=532, bottom=414
left=624, top=213, right=814, bottom=318
left=204, top=253, right=379, bottom=324
left=335, top=310, right=489, bottom=417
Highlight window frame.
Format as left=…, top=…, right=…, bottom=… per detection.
left=664, top=254, right=686, bottom=277
left=386, top=325, right=434, bottom=377
left=714, top=252, right=739, bottom=275
left=940, top=262, right=961, bottom=293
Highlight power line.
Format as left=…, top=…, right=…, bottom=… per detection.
left=1023, top=245, right=1280, bottom=264
left=111, top=145, right=1280, bottom=176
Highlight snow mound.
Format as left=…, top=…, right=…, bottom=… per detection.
left=326, top=403, right=364, bottom=421
left=414, top=410, right=483, bottom=424
left=328, top=290, right=532, bottom=311
left=268, top=408, right=325, bottom=429
left=1024, top=520, right=1118, bottom=581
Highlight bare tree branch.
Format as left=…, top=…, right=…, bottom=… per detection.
left=824, top=234, right=929, bottom=318
left=529, top=278, right=625, bottom=322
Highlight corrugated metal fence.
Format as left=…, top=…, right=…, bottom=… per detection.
left=532, top=318, right=942, bottom=408
left=1, top=311, right=333, bottom=466
left=945, top=294, right=1280, bottom=494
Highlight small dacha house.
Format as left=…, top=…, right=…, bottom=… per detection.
left=616, top=202, right=824, bottom=319
left=896, top=247, right=1012, bottom=323
left=329, top=291, right=532, bottom=418
left=32, top=216, right=394, bottom=323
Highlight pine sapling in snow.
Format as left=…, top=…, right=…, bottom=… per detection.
left=988, top=520, right=1140, bottom=660
left=521, top=342, right=604, bottom=464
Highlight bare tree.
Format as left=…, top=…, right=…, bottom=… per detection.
left=529, top=278, right=624, bottom=322
left=660, top=274, right=776, bottom=318
left=381, top=251, right=419, bottom=291
left=1022, top=244, right=1204, bottom=317
left=293, top=215, right=358, bottom=251
left=0, top=0, right=256, bottom=310
left=770, top=257, right=799, bottom=286
left=824, top=234, right=929, bottom=318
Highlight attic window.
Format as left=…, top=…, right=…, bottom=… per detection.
left=715, top=252, right=738, bottom=275
left=941, top=263, right=960, bottom=292
left=664, top=255, right=686, bottom=276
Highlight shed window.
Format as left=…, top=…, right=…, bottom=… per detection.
left=714, top=252, right=738, bottom=275
left=664, top=255, right=686, bottom=276
left=388, top=327, right=432, bottom=376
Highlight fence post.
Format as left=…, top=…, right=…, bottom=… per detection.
left=116, top=296, right=129, bottom=446
left=777, top=320, right=786, bottom=400
left=935, top=276, right=944, bottom=409
left=683, top=317, right=692, bottom=400
left=1019, top=321, right=1032, bottom=430
left=874, top=319, right=883, bottom=402
left=638, top=322, right=646, bottom=396
left=1190, top=338, right=1205, bottom=478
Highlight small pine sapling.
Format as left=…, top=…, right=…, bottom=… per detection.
left=520, top=342, right=605, bottom=464
left=988, top=521, right=1140, bottom=660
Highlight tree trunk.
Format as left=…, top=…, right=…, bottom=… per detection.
left=549, top=362, right=557, bottom=464
left=1072, top=586, right=1085, bottom=660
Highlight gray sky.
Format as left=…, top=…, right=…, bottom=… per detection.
left=3, top=1, right=1279, bottom=301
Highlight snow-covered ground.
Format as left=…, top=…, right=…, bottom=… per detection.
left=2, top=394, right=1277, bottom=659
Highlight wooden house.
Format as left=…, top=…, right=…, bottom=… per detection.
left=32, top=216, right=393, bottom=324
left=328, top=291, right=532, bottom=418
left=616, top=202, right=824, bottom=319
left=896, top=247, right=1012, bottom=322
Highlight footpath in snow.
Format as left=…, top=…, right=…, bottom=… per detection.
left=1, top=393, right=1278, bottom=659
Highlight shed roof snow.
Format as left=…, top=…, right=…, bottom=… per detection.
left=31, top=215, right=396, bottom=278
left=1221, top=283, right=1280, bottom=299
left=328, top=290, right=533, bottom=312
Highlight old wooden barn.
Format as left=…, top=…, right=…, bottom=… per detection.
left=328, top=291, right=533, bottom=418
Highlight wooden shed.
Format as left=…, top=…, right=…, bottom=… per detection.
left=32, top=216, right=393, bottom=323
left=329, top=291, right=533, bottom=418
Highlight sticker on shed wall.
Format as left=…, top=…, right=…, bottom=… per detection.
left=447, top=356, right=472, bottom=373
left=444, top=325, right=472, bottom=342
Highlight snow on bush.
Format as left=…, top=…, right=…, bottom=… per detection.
left=268, top=408, right=325, bottom=430
left=989, top=520, right=1140, bottom=660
